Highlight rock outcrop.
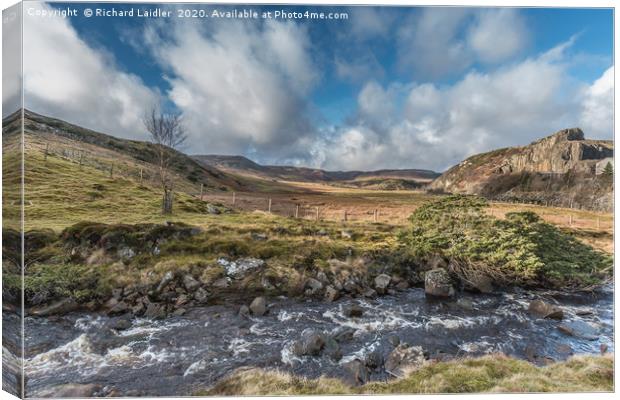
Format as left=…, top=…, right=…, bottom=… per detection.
left=430, top=128, right=613, bottom=211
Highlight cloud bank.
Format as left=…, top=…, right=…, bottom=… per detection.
left=22, top=3, right=158, bottom=139
left=18, top=5, right=613, bottom=173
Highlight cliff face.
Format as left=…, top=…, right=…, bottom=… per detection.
left=431, top=128, right=614, bottom=211
left=500, top=128, right=613, bottom=175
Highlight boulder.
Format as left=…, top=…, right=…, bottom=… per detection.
left=384, top=344, right=426, bottom=377
left=212, top=277, right=231, bottom=289
left=131, top=302, right=146, bottom=316
left=105, top=316, right=132, bottom=331
left=292, top=329, right=325, bottom=357
left=249, top=297, right=267, bottom=316
left=251, top=232, right=268, bottom=241
left=323, top=336, right=342, bottom=361
left=107, top=300, right=129, bottom=316
left=156, top=271, right=175, bottom=293
left=29, top=298, right=78, bottom=317
left=456, top=298, right=474, bottom=311
left=374, top=274, right=391, bottom=294
left=342, top=359, right=368, bottom=386
left=332, top=327, right=356, bottom=343
left=316, top=271, right=329, bottom=284
left=172, top=308, right=186, bottom=317
left=343, top=304, right=364, bottom=318
left=558, top=321, right=599, bottom=341
left=462, top=272, right=494, bottom=294
left=424, top=269, right=455, bottom=298
left=387, top=334, right=400, bottom=347
left=144, top=303, right=166, bottom=319
left=395, top=281, right=409, bottom=291
left=36, top=383, right=102, bottom=398
left=183, top=274, right=201, bottom=292
left=343, top=280, right=359, bottom=293
left=324, top=286, right=340, bottom=302
left=365, top=350, right=383, bottom=369
left=117, top=247, right=136, bottom=261
left=193, top=288, right=210, bottom=304
left=341, top=230, right=353, bottom=239
left=528, top=300, right=564, bottom=320
left=206, top=204, right=221, bottom=215
left=218, top=257, right=265, bottom=278
left=238, top=305, right=250, bottom=317
left=362, top=288, right=377, bottom=299
left=304, top=278, right=324, bottom=295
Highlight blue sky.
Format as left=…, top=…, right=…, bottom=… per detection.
left=11, top=2, right=615, bottom=171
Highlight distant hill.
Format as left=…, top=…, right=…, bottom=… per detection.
left=430, top=128, right=614, bottom=211
left=193, top=154, right=440, bottom=187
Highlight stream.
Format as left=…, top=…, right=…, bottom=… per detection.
left=3, top=286, right=614, bottom=397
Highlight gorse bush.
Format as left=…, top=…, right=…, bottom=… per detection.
left=400, top=195, right=611, bottom=288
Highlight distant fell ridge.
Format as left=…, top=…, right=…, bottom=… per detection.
left=193, top=154, right=440, bottom=185
left=431, top=128, right=613, bottom=211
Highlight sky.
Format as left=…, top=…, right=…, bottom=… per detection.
left=3, top=2, right=614, bottom=172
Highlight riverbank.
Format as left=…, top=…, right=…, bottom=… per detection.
left=203, top=353, right=614, bottom=395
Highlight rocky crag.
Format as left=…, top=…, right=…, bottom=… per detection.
left=430, top=128, right=613, bottom=211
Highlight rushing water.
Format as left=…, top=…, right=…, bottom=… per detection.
left=4, top=286, right=614, bottom=397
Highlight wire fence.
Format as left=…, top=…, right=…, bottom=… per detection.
left=38, top=141, right=613, bottom=231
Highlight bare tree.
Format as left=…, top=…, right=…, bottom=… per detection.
left=143, top=106, right=187, bottom=214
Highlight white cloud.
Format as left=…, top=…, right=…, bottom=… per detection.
left=147, top=19, right=318, bottom=161
left=467, top=8, right=528, bottom=64
left=22, top=3, right=159, bottom=139
left=579, top=66, right=613, bottom=139
left=398, top=8, right=472, bottom=79
left=2, top=4, right=22, bottom=117
left=316, top=40, right=612, bottom=172
left=398, top=8, right=528, bottom=78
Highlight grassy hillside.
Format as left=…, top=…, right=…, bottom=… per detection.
left=3, top=146, right=223, bottom=231
left=19, top=109, right=244, bottom=192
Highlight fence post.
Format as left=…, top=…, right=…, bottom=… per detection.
left=295, top=204, right=299, bottom=219
left=44, top=143, right=49, bottom=161
left=374, top=209, right=378, bottom=222
left=79, top=153, right=84, bottom=169
left=597, top=217, right=600, bottom=230
left=568, top=214, right=573, bottom=226
left=268, top=198, right=272, bottom=213
left=139, top=168, right=143, bottom=184
left=343, top=210, right=347, bottom=222
left=110, top=164, right=114, bottom=178
left=232, top=191, right=236, bottom=205
left=315, top=206, right=319, bottom=221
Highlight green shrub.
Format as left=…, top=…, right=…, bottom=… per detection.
left=400, top=195, right=611, bottom=288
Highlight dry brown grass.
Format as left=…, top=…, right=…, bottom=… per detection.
left=200, top=354, right=614, bottom=396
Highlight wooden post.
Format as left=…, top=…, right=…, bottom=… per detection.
left=315, top=206, right=319, bottom=221
left=374, top=209, right=378, bottom=223
left=597, top=217, right=601, bottom=230
left=569, top=214, right=573, bottom=226
left=295, top=204, right=299, bottom=219
left=268, top=198, right=272, bottom=213
left=343, top=210, right=348, bottom=222
left=139, top=168, right=143, bottom=184
left=200, top=184, right=204, bottom=200
left=79, top=152, right=84, bottom=169
left=232, top=191, right=236, bottom=205
left=44, top=143, right=49, bottom=161
left=110, top=164, right=114, bottom=178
